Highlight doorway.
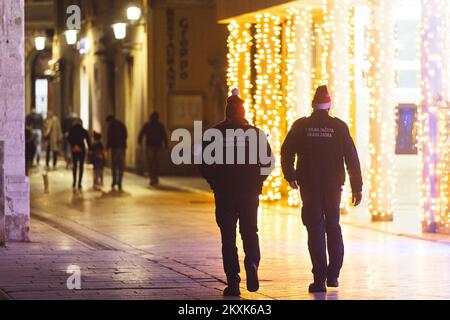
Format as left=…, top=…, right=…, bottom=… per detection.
left=80, top=66, right=90, bottom=130
left=35, top=78, right=48, bottom=119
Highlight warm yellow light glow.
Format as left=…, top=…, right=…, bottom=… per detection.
left=285, top=7, right=313, bottom=206
left=323, top=0, right=355, bottom=211
left=127, top=6, right=142, bottom=21
left=226, top=21, right=254, bottom=123
left=254, top=13, right=284, bottom=201
left=366, top=0, right=396, bottom=220
left=227, top=17, right=286, bottom=201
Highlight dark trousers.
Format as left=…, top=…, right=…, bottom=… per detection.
left=147, top=146, right=160, bottom=183
left=300, top=188, right=344, bottom=282
left=214, top=193, right=260, bottom=283
left=111, top=148, right=126, bottom=188
left=46, top=144, right=58, bottom=167
left=94, top=169, right=104, bottom=187
left=72, top=152, right=85, bottom=188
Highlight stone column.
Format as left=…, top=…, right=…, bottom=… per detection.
left=0, top=0, right=30, bottom=242
left=420, top=0, right=449, bottom=233
left=0, top=142, right=5, bottom=245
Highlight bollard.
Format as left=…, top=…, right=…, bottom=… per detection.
left=42, top=171, right=49, bottom=194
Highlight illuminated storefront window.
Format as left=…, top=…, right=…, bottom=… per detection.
left=224, top=0, right=449, bottom=233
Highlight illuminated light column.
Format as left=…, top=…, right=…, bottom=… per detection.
left=284, top=8, right=300, bottom=127
left=254, top=13, right=283, bottom=201
left=366, top=0, right=396, bottom=221
left=324, top=0, right=354, bottom=211
left=285, top=7, right=313, bottom=206
left=227, top=21, right=254, bottom=123
left=325, top=0, right=352, bottom=124
left=419, top=0, right=449, bottom=233
left=294, top=8, right=314, bottom=118
left=445, top=2, right=450, bottom=233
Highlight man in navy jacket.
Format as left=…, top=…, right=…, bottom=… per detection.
left=281, top=85, right=363, bottom=293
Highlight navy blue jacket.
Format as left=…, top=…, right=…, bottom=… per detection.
left=281, top=110, right=363, bottom=193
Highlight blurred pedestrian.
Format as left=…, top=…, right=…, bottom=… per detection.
left=90, top=132, right=106, bottom=190
left=138, top=112, right=168, bottom=186
left=199, top=89, right=274, bottom=297
left=25, top=107, right=44, bottom=165
left=44, top=111, right=63, bottom=169
left=62, top=107, right=78, bottom=169
left=281, top=85, right=363, bottom=293
left=25, top=125, right=36, bottom=176
left=106, top=115, right=128, bottom=192
left=68, top=118, right=91, bottom=191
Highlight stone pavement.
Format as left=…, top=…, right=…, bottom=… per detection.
left=0, top=165, right=449, bottom=300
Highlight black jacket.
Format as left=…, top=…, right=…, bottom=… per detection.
left=199, top=120, right=274, bottom=195
left=107, top=120, right=128, bottom=149
left=67, top=124, right=91, bottom=153
left=138, top=121, right=168, bottom=148
left=26, top=113, right=44, bottom=131
left=281, top=110, right=363, bottom=193
left=62, top=113, right=77, bottom=134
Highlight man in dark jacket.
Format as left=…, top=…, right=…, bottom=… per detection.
left=199, top=89, right=274, bottom=297
left=25, top=108, right=44, bottom=165
left=281, top=85, right=363, bottom=293
left=62, top=108, right=78, bottom=168
left=138, top=112, right=168, bottom=186
left=106, top=115, right=128, bottom=191
left=68, top=118, right=91, bottom=191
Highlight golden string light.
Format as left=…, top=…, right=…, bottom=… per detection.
left=285, top=7, right=313, bottom=206
left=324, top=0, right=355, bottom=211
left=284, top=8, right=300, bottom=206
left=254, top=13, right=283, bottom=201
left=419, top=0, right=450, bottom=232
left=227, top=21, right=254, bottom=123
left=366, top=0, right=396, bottom=221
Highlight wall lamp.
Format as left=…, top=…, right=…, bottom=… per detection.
left=65, top=30, right=78, bottom=45
left=112, top=23, right=128, bottom=40
left=34, top=36, right=46, bottom=51
left=127, top=6, right=142, bottom=22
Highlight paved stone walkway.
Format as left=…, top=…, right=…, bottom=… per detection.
left=0, top=166, right=449, bottom=300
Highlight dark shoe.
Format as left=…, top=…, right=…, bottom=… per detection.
left=245, top=264, right=259, bottom=292
left=327, top=278, right=339, bottom=288
left=308, top=282, right=327, bottom=293
left=223, top=285, right=241, bottom=297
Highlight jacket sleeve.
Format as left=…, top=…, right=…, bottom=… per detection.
left=122, top=124, right=128, bottom=143
left=258, top=129, right=274, bottom=183
left=106, top=125, right=112, bottom=149
left=67, top=128, right=73, bottom=146
left=197, top=139, right=215, bottom=188
left=281, top=121, right=301, bottom=183
left=343, top=124, right=363, bottom=193
left=138, top=124, right=146, bottom=145
left=85, top=131, right=92, bottom=149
